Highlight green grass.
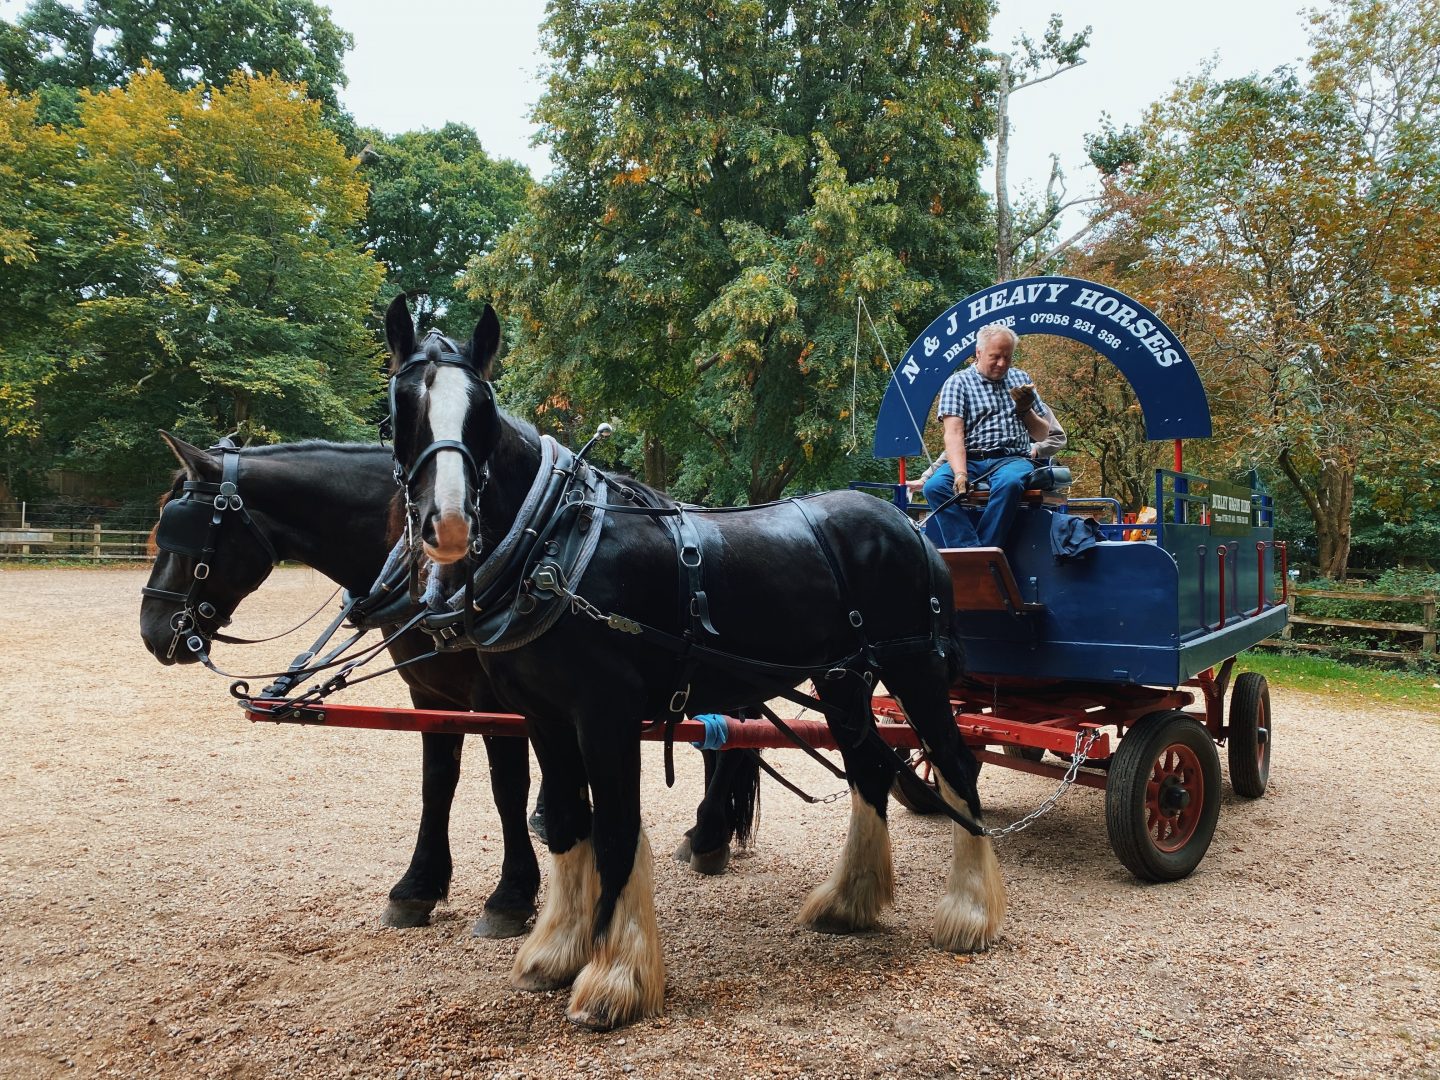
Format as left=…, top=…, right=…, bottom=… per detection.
left=1238, top=649, right=1440, bottom=709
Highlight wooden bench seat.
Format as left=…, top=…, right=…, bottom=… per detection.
left=940, top=547, right=1044, bottom=614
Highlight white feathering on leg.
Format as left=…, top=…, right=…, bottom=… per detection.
left=933, top=776, right=1006, bottom=952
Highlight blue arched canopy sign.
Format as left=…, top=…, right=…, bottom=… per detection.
left=872, top=276, right=1212, bottom=459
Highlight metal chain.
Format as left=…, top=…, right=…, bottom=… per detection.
left=983, top=726, right=1105, bottom=840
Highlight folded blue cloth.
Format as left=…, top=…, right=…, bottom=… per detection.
left=1050, top=512, right=1102, bottom=560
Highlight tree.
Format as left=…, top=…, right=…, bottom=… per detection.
left=357, top=124, right=531, bottom=335
left=1, top=71, right=384, bottom=490
left=469, top=0, right=995, bottom=504
left=990, top=13, right=1094, bottom=280
left=0, top=86, right=69, bottom=495
left=1095, top=0, right=1440, bottom=577
left=0, top=0, right=353, bottom=122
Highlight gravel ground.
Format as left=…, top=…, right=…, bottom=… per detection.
left=1, top=565, right=1437, bottom=1080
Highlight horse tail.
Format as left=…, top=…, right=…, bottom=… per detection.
left=726, top=749, right=762, bottom=850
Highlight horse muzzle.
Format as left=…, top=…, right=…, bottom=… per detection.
left=421, top=509, right=473, bottom=566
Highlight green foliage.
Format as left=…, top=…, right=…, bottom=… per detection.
left=0, top=72, right=384, bottom=491
left=0, top=0, right=354, bottom=120
left=1083, top=0, right=1440, bottom=577
left=1083, top=113, right=1145, bottom=176
left=357, top=124, right=531, bottom=334
left=469, top=0, right=995, bottom=503
left=1011, top=12, right=1091, bottom=74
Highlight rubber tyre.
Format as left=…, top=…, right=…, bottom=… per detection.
left=1228, top=672, right=1272, bottom=798
left=1105, top=710, right=1221, bottom=882
left=890, top=749, right=942, bottom=814
left=1002, top=744, right=1045, bottom=762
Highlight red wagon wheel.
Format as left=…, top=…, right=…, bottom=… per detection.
left=1227, top=672, right=1272, bottom=798
left=1105, top=710, right=1221, bottom=882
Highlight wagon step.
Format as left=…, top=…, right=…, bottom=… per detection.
left=940, top=547, right=1043, bottom=614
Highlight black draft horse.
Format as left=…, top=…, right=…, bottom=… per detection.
left=383, top=296, right=1005, bottom=1030
left=138, top=437, right=760, bottom=938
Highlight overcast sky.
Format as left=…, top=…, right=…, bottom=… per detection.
left=324, top=0, right=1315, bottom=217
left=3, top=0, right=1315, bottom=218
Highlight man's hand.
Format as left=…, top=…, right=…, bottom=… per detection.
left=1010, top=382, right=1038, bottom=414
left=952, top=473, right=969, bottom=497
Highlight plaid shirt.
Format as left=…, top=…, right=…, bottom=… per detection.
left=936, top=364, right=1049, bottom=455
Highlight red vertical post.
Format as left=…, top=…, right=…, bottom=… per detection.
left=1173, top=439, right=1183, bottom=473
left=898, top=458, right=908, bottom=485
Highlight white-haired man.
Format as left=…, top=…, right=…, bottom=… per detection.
left=919, top=323, right=1065, bottom=548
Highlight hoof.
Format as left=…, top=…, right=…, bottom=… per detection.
left=471, top=907, right=534, bottom=940
left=802, top=907, right=871, bottom=935
left=687, top=845, right=730, bottom=876
left=566, top=1005, right=622, bottom=1032
left=672, top=837, right=692, bottom=865
left=511, top=967, right=574, bottom=993
left=382, top=898, right=437, bottom=928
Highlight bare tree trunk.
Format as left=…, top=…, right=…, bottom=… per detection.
left=994, top=55, right=1013, bottom=282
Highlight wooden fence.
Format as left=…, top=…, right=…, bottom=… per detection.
left=0, top=524, right=152, bottom=561
left=1261, top=586, right=1437, bottom=662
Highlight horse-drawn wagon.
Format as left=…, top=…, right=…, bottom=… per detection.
left=142, top=275, right=1287, bottom=1030
left=858, top=275, right=1287, bottom=882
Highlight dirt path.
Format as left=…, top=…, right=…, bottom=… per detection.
left=1, top=567, right=1437, bottom=1079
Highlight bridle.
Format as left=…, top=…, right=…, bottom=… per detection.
left=387, top=332, right=493, bottom=574
left=142, top=440, right=279, bottom=659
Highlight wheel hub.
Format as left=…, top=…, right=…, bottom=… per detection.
left=1145, top=743, right=1205, bottom=852
left=1157, top=775, right=1192, bottom=813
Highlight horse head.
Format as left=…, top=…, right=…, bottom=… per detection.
left=139, top=433, right=277, bottom=663
left=384, top=294, right=501, bottom=567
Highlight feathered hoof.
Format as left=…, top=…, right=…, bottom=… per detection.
left=932, top=892, right=1003, bottom=953
left=511, top=963, right=576, bottom=993
left=471, top=906, right=533, bottom=940
left=798, top=878, right=882, bottom=934
left=381, top=898, right=436, bottom=928
left=565, top=958, right=664, bottom=1032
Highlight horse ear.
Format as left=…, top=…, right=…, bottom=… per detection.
left=159, top=430, right=221, bottom=481
left=471, top=304, right=501, bottom=380
left=384, top=294, right=417, bottom=370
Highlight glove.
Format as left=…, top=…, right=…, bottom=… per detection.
left=1009, top=382, right=1039, bottom=413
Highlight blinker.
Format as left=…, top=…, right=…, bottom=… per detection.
left=154, top=495, right=215, bottom=558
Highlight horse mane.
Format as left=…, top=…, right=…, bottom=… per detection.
left=242, top=439, right=389, bottom=458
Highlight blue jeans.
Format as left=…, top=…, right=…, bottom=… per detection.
left=921, top=455, right=1034, bottom=548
